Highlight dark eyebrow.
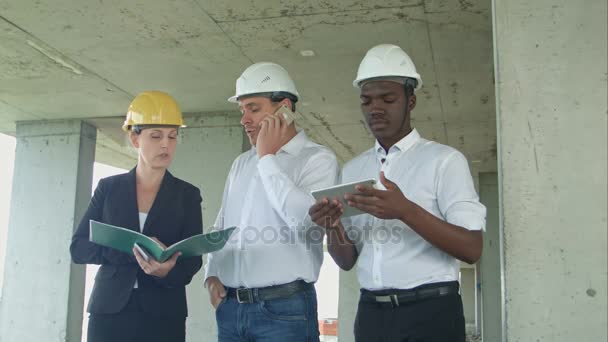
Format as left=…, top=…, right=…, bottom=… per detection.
left=383, top=92, right=399, bottom=97
left=360, top=90, right=398, bottom=98
left=238, top=103, right=259, bottom=111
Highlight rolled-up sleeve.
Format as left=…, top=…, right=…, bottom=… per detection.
left=257, top=152, right=339, bottom=228
left=436, top=151, right=486, bottom=231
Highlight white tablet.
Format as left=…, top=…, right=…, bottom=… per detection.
left=311, top=178, right=377, bottom=218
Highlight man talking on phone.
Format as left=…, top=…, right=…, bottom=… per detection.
left=204, top=62, right=339, bottom=341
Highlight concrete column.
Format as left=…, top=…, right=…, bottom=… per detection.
left=493, top=0, right=607, bottom=341
left=0, top=134, right=16, bottom=301
left=168, top=113, right=244, bottom=342
left=460, top=266, right=476, bottom=328
left=337, top=269, right=359, bottom=342
left=0, top=120, right=96, bottom=342
left=474, top=263, right=482, bottom=335
left=479, top=172, right=501, bottom=341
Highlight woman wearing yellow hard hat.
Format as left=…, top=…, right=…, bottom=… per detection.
left=70, top=91, right=202, bottom=342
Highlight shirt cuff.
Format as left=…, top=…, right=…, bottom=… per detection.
left=446, top=211, right=486, bottom=232
left=257, top=154, right=282, bottom=177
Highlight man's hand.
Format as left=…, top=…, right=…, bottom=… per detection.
left=309, top=198, right=344, bottom=229
left=344, top=172, right=414, bottom=221
left=312, top=198, right=359, bottom=271
left=256, top=114, right=292, bottom=157
left=132, top=237, right=180, bottom=278
left=205, top=276, right=227, bottom=309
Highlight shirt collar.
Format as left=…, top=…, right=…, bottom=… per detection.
left=251, top=129, right=307, bottom=156
left=375, top=128, right=421, bottom=156
left=281, top=129, right=307, bottom=155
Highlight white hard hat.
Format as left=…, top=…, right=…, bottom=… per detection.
left=228, top=62, right=300, bottom=103
left=353, top=44, right=422, bottom=90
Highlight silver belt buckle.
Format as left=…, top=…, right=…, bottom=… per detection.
left=389, top=294, right=400, bottom=307
left=236, top=288, right=253, bottom=304
left=374, top=294, right=400, bottom=306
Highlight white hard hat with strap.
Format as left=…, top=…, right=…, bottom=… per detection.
left=353, top=44, right=422, bottom=90
left=228, top=62, right=300, bottom=103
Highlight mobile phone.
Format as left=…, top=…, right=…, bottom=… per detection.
left=273, top=104, right=295, bottom=125
left=133, top=243, right=150, bottom=262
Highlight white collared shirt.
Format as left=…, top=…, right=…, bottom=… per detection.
left=205, top=131, right=339, bottom=288
left=341, top=129, right=486, bottom=291
left=134, top=212, right=148, bottom=289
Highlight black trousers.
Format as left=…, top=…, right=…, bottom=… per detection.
left=354, top=290, right=466, bottom=342
left=88, top=290, right=186, bottom=342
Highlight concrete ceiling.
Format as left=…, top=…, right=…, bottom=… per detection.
left=0, top=0, right=496, bottom=174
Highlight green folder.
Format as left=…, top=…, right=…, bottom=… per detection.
left=89, top=220, right=236, bottom=262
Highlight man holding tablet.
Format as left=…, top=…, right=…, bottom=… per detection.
left=309, top=44, right=486, bottom=342
left=205, top=62, right=339, bottom=341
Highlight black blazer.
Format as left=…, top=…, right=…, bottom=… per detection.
left=70, top=168, right=203, bottom=317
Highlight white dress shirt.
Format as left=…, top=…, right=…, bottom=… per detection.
left=134, top=212, right=148, bottom=289
left=205, top=131, right=339, bottom=288
left=341, top=129, right=486, bottom=291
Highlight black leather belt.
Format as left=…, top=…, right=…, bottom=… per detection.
left=360, top=281, right=459, bottom=307
left=226, top=280, right=313, bottom=304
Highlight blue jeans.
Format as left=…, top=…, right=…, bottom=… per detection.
left=215, top=286, right=320, bottom=342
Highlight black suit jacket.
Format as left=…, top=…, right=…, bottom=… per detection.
left=70, top=168, right=203, bottom=317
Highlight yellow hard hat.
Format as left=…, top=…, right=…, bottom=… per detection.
left=122, top=91, right=185, bottom=132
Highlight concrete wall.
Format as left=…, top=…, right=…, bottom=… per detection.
left=460, top=267, right=477, bottom=326
left=479, top=172, right=502, bottom=341
left=0, top=134, right=16, bottom=302
left=168, top=113, right=244, bottom=342
left=493, top=0, right=608, bottom=340
left=0, top=120, right=96, bottom=342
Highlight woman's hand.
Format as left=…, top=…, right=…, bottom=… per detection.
left=132, top=237, right=180, bottom=278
